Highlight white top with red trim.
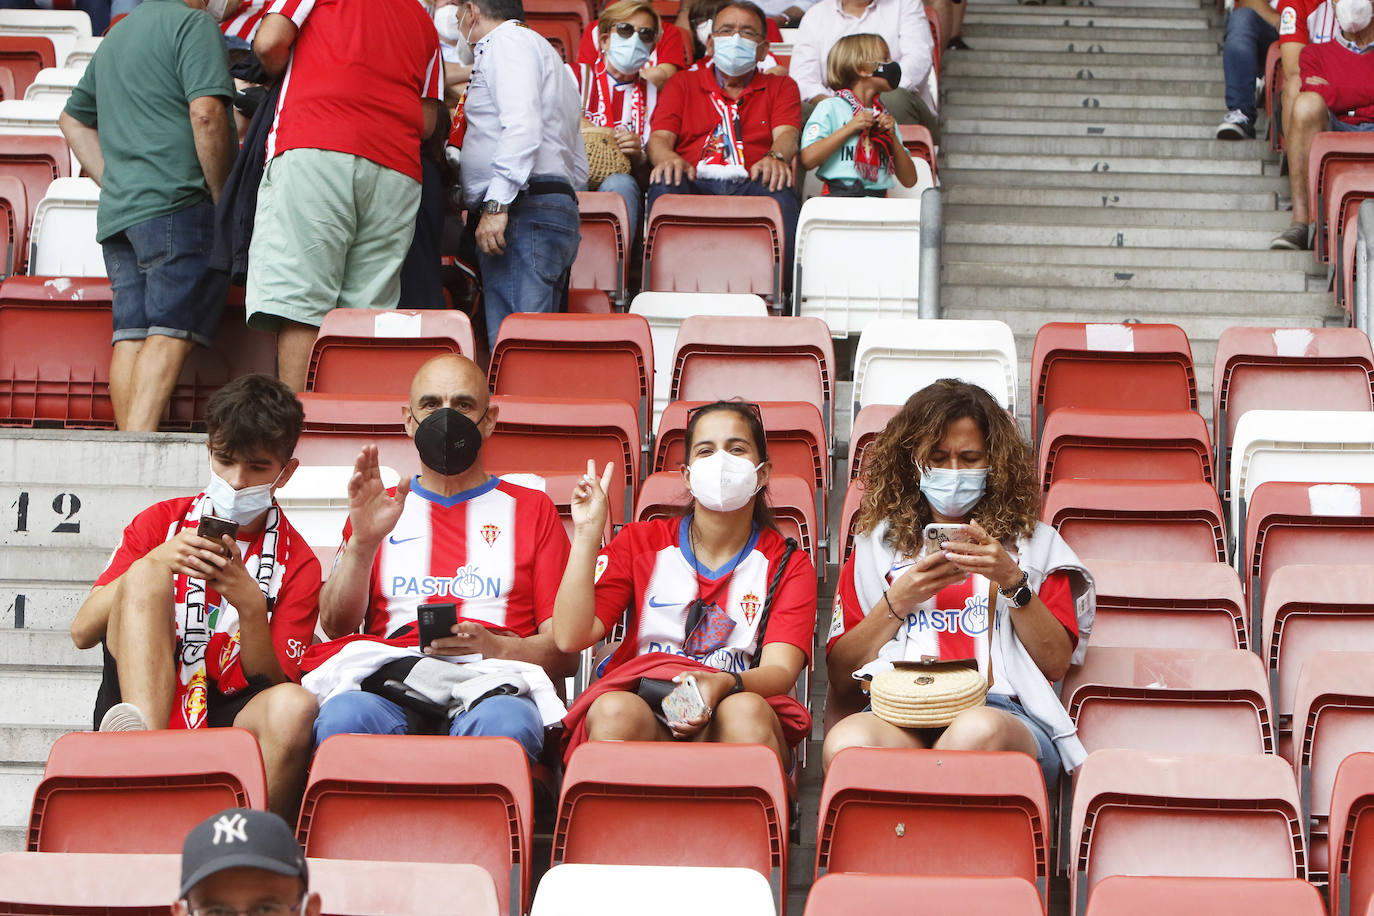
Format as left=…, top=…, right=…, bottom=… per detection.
left=344, top=476, right=570, bottom=641
left=593, top=516, right=816, bottom=676
left=263, top=0, right=444, bottom=181
left=1279, top=0, right=1337, bottom=45
left=220, top=0, right=307, bottom=41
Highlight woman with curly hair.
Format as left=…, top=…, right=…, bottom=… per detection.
left=822, top=379, right=1095, bottom=784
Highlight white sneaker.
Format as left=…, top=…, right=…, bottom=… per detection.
left=98, top=702, right=149, bottom=732
left=1216, top=109, right=1256, bottom=140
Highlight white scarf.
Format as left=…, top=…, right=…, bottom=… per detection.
left=852, top=519, right=1095, bottom=772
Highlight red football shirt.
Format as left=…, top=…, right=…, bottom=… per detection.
left=576, top=18, right=690, bottom=71
left=1278, top=0, right=1336, bottom=45
left=650, top=64, right=801, bottom=168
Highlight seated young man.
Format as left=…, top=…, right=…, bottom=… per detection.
left=646, top=0, right=802, bottom=272
left=305, top=355, right=576, bottom=759
left=71, top=374, right=321, bottom=820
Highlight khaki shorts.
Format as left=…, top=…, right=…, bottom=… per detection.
left=246, top=147, right=421, bottom=331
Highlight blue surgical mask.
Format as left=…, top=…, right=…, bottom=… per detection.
left=205, top=466, right=285, bottom=527
left=712, top=34, right=758, bottom=77
left=606, top=32, right=653, bottom=74
left=919, top=466, right=988, bottom=519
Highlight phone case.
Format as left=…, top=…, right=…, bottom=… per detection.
left=417, top=603, right=458, bottom=646
left=661, top=676, right=708, bottom=725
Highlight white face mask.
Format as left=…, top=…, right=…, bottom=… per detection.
left=1339, top=0, right=1373, bottom=33
left=918, top=466, right=988, bottom=519
left=444, top=4, right=476, bottom=66
left=687, top=450, right=762, bottom=513
left=204, top=465, right=285, bottom=527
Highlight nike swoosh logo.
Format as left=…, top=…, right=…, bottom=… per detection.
left=647, top=596, right=686, bottom=608
left=388, top=535, right=424, bottom=545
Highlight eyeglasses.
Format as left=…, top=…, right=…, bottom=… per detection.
left=185, top=896, right=306, bottom=916
left=612, top=21, right=658, bottom=43
left=712, top=25, right=763, bottom=39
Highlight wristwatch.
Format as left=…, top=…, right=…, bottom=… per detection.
left=481, top=200, right=510, bottom=214
left=765, top=150, right=787, bottom=163
left=999, top=570, right=1034, bottom=608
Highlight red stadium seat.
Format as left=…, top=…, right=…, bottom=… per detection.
left=484, top=394, right=640, bottom=526
left=1261, top=564, right=1374, bottom=759
left=633, top=469, right=688, bottom=520
left=1062, top=646, right=1274, bottom=756
left=305, top=308, right=475, bottom=397
left=313, top=860, right=501, bottom=916
left=489, top=313, right=653, bottom=454
left=644, top=195, right=785, bottom=306
left=1292, top=650, right=1374, bottom=885
left=28, top=729, right=266, bottom=853
left=299, top=734, right=532, bottom=916
left=553, top=742, right=790, bottom=915
left=817, top=748, right=1051, bottom=910
left=161, top=297, right=277, bottom=432
left=1243, top=481, right=1374, bottom=641
left=0, top=173, right=27, bottom=276
left=295, top=392, right=416, bottom=478
left=805, top=874, right=1041, bottom=916
left=0, top=275, right=112, bottom=427
left=567, top=287, right=613, bottom=313
left=516, top=470, right=616, bottom=545
left=0, top=132, right=69, bottom=218
left=1329, top=751, right=1374, bottom=916
left=1213, top=328, right=1374, bottom=502
left=1042, top=479, right=1227, bottom=563
left=1328, top=168, right=1374, bottom=312
left=572, top=191, right=630, bottom=307
left=846, top=403, right=899, bottom=482
left=1086, top=558, right=1248, bottom=650
left=523, top=0, right=587, bottom=62
left=1070, top=748, right=1306, bottom=916
left=897, top=124, right=936, bottom=179
left=669, top=314, right=835, bottom=440
left=1308, top=133, right=1374, bottom=263
left=0, top=851, right=177, bottom=914
left=0, top=35, right=55, bottom=97
left=1083, top=875, right=1324, bottom=916
left=1038, top=408, right=1213, bottom=494
left=1030, top=322, right=1197, bottom=445
left=838, top=478, right=864, bottom=564
left=924, top=3, right=942, bottom=72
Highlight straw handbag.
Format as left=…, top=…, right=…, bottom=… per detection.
left=582, top=125, right=631, bottom=190
left=869, top=658, right=989, bottom=728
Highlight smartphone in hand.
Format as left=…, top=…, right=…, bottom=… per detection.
left=417, top=602, right=459, bottom=648
left=197, top=515, right=239, bottom=557
left=922, top=523, right=964, bottom=554
left=662, top=674, right=708, bottom=726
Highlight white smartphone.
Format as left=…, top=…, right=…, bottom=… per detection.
left=661, top=674, right=708, bottom=725
left=923, top=523, right=964, bottom=554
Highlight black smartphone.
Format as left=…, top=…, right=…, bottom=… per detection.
left=197, top=515, right=239, bottom=556
left=417, top=602, right=458, bottom=648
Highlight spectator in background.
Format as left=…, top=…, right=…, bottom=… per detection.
left=0, top=0, right=112, bottom=34
left=685, top=0, right=787, bottom=69
left=578, top=0, right=689, bottom=87
left=70, top=375, right=321, bottom=820
left=176, top=809, right=319, bottom=916
left=580, top=0, right=666, bottom=238
left=450, top=0, right=587, bottom=350
left=801, top=33, right=919, bottom=195
left=58, top=0, right=235, bottom=434
left=789, top=0, right=938, bottom=140
left=1270, top=0, right=1337, bottom=248
left=1216, top=0, right=1281, bottom=139
left=247, top=0, right=444, bottom=391
left=647, top=1, right=801, bottom=272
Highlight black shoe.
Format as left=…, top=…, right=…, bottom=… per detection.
left=1270, top=223, right=1311, bottom=250
left=947, top=35, right=972, bottom=49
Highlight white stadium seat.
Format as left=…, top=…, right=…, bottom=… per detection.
left=28, top=176, right=101, bottom=276
left=853, top=317, right=1018, bottom=415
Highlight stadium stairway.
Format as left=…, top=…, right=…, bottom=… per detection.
left=0, top=430, right=206, bottom=851
left=939, top=0, right=1345, bottom=423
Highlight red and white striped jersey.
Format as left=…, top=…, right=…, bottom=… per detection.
left=343, top=477, right=570, bottom=640
left=1279, top=0, right=1336, bottom=45
left=593, top=516, right=816, bottom=676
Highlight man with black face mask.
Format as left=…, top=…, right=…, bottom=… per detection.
left=305, top=355, right=576, bottom=758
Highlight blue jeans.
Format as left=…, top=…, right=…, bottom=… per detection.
left=102, top=201, right=227, bottom=347
left=313, top=690, right=545, bottom=761
left=647, top=174, right=801, bottom=294
left=478, top=178, right=580, bottom=351
left=597, top=172, right=643, bottom=244
left=1222, top=6, right=1279, bottom=119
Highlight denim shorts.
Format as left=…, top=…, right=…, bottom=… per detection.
left=1329, top=113, right=1374, bottom=133
left=102, top=201, right=227, bottom=347
left=986, top=692, right=1062, bottom=787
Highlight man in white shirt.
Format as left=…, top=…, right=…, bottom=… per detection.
left=450, top=0, right=589, bottom=350
left=789, top=0, right=938, bottom=139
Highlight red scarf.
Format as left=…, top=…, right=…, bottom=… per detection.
left=448, top=85, right=469, bottom=148
left=696, top=85, right=747, bottom=176
left=584, top=59, right=648, bottom=135
left=838, top=89, right=895, bottom=183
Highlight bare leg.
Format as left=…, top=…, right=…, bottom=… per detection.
left=233, top=683, right=319, bottom=820
left=104, top=557, right=177, bottom=728
left=1286, top=90, right=1330, bottom=225
left=585, top=690, right=671, bottom=741
left=949, top=0, right=966, bottom=41
left=276, top=320, right=319, bottom=393
left=821, top=710, right=928, bottom=770
left=123, top=335, right=194, bottom=432
left=703, top=691, right=789, bottom=764
left=926, top=0, right=953, bottom=48
left=109, top=339, right=142, bottom=430
left=933, top=705, right=1039, bottom=756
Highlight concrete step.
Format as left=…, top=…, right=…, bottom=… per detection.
left=0, top=725, right=73, bottom=766
left=943, top=182, right=1276, bottom=211
left=943, top=58, right=1223, bottom=82
left=943, top=133, right=1266, bottom=160
left=947, top=104, right=1225, bottom=125
left=1, top=630, right=101, bottom=727
left=0, top=628, right=95, bottom=669
left=948, top=202, right=1289, bottom=230
left=939, top=167, right=1284, bottom=193
left=945, top=117, right=1236, bottom=139
left=0, top=764, right=41, bottom=830
left=0, top=585, right=87, bottom=630
left=943, top=241, right=1323, bottom=273
left=945, top=218, right=1284, bottom=249
left=0, top=825, right=23, bottom=853
left=945, top=260, right=1310, bottom=292
left=942, top=286, right=1340, bottom=325
left=961, top=36, right=1221, bottom=54
left=963, top=10, right=1213, bottom=28
left=941, top=152, right=1263, bottom=176
left=945, top=76, right=1222, bottom=97
left=961, top=23, right=1221, bottom=41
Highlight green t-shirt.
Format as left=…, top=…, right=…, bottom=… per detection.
left=63, top=0, right=232, bottom=241
left=801, top=95, right=895, bottom=192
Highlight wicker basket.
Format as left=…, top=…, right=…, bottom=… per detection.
left=869, top=659, right=989, bottom=728
left=582, top=125, right=632, bottom=190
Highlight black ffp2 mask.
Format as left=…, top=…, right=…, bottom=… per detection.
left=873, top=61, right=902, bottom=90
left=414, top=407, right=483, bottom=476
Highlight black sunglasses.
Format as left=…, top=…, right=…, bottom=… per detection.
left=612, top=21, right=658, bottom=43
